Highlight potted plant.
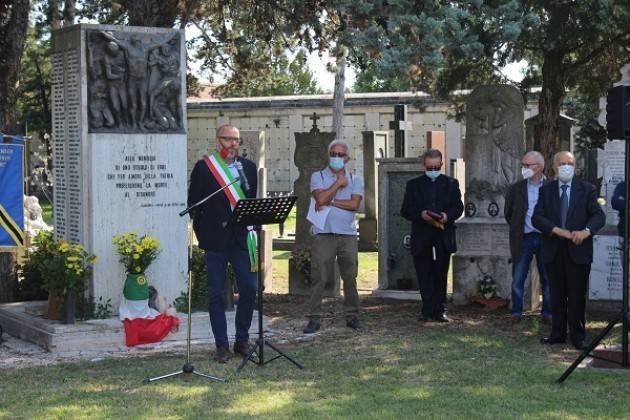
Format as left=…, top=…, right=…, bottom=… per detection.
left=34, top=232, right=98, bottom=323
left=472, top=273, right=508, bottom=311
left=112, top=233, right=161, bottom=302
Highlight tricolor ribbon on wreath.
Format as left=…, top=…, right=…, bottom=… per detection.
left=203, top=152, right=259, bottom=272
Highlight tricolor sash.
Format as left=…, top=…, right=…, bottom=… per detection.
left=203, top=153, right=258, bottom=272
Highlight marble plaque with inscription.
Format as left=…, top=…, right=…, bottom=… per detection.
left=456, top=222, right=510, bottom=257
left=590, top=235, right=624, bottom=301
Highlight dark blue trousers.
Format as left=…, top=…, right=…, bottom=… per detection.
left=205, top=244, right=257, bottom=349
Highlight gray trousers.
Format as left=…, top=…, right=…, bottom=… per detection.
left=308, top=233, right=360, bottom=320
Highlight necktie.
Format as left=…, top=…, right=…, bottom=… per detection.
left=560, top=185, right=569, bottom=229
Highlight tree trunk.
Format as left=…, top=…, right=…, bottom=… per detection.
left=0, top=0, right=29, bottom=302
left=63, top=0, right=75, bottom=26
left=50, top=0, right=61, bottom=30
left=126, top=0, right=180, bottom=27
left=332, top=54, right=346, bottom=141
left=535, top=50, right=566, bottom=172
left=0, top=0, right=30, bottom=133
left=0, top=253, right=17, bottom=303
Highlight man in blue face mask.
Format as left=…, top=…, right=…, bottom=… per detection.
left=400, top=149, right=464, bottom=322
left=533, top=151, right=605, bottom=350
left=303, top=140, right=364, bottom=334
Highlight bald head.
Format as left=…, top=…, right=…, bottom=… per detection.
left=553, top=151, right=575, bottom=169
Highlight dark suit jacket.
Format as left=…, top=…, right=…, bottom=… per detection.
left=187, top=156, right=258, bottom=252
left=504, top=178, right=549, bottom=261
left=532, top=177, right=605, bottom=265
left=400, top=174, right=464, bottom=256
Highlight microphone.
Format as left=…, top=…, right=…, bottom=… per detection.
left=234, top=161, right=250, bottom=192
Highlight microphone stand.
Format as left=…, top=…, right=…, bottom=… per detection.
left=145, top=177, right=241, bottom=384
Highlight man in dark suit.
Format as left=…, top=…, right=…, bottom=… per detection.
left=504, top=151, right=552, bottom=324
left=532, top=151, right=605, bottom=349
left=401, top=149, right=464, bottom=322
left=188, top=124, right=258, bottom=362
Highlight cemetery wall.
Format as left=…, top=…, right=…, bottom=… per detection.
left=187, top=92, right=540, bottom=192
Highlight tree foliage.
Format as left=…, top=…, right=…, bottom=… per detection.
left=219, top=49, right=321, bottom=97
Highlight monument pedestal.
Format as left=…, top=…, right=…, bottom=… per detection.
left=452, top=218, right=511, bottom=304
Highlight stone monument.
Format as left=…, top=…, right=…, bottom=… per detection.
left=358, top=131, right=388, bottom=251
left=452, top=85, right=526, bottom=304
left=288, top=116, right=339, bottom=296
left=51, top=24, right=187, bottom=310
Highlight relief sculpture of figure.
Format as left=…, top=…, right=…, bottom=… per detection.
left=100, top=32, right=150, bottom=129
left=102, top=41, right=129, bottom=127
left=147, top=40, right=181, bottom=130
left=86, top=29, right=183, bottom=134
left=464, top=85, right=525, bottom=212
left=87, top=43, right=115, bottom=129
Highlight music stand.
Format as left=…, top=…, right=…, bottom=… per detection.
left=227, top=195, right=304, bottom=373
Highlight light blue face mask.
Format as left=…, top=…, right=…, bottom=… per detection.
left=426, top=170, right=440, bottom=180
left=329, top=157, right=345, bottom=171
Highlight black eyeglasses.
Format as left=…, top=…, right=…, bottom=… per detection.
left=219, top=136, right=241, bottom=143
left=329, top=152, right=347, bottom=158
left=425, top=166, right=442, bottom=171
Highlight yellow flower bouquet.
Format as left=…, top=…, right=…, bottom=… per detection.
left=37, top=233, right=98, bottom=299
left=112, top=232, right=161, bottom=275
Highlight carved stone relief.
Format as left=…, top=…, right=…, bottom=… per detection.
left=86, top=29, right=183, bottom=133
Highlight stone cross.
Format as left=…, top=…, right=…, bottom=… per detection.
left=309, top=112, right=321, bottom=133
left=389, top=104, right=413, bottom=157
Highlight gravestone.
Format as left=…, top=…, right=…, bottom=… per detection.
left=51, top=24, right=187, bottom=310
left=372, top=158, right=423, bottom=300
left=288, top=121, right=339, bottom=296
left=426, top=131, right=446, bottom=173
left=359, top=131, right=388, bottom=251
left=453, top=85, right=525, bottom=304
left=588, top=64, right=630, bottom=310
left=589, top=140, right=626, bottom=307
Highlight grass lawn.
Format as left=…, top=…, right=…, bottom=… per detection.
left=271, top=251, right=378, bottom=294
left=1, top=298, right=629, bottom=419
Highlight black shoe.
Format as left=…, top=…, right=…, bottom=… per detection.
left=418, top=314, right=431, bottom=322
left=346, top=317, right=364, bottom=331
left=433, top=314, right=450, bottom=323
left=233, top=341, right=251, bottom=358
left=303, top=319, right=321, bottom=334
left=213, top=346, right=231, bottom=363
left=540, top=336, right=566, bottom=345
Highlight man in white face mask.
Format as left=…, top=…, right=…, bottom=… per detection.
left=504, top=151, right=552, bottom=324
left=303, top=140, right=364, bottom=334
left=532, top=151, right=605, bottom=350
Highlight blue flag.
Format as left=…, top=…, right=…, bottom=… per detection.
left=0, top=137, right=25, bottom=248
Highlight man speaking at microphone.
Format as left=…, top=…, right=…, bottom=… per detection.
left=188, top=124, right=258, bottom=363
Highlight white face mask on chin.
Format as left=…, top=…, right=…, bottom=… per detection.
left=557, top=164, right=575, bottom=183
